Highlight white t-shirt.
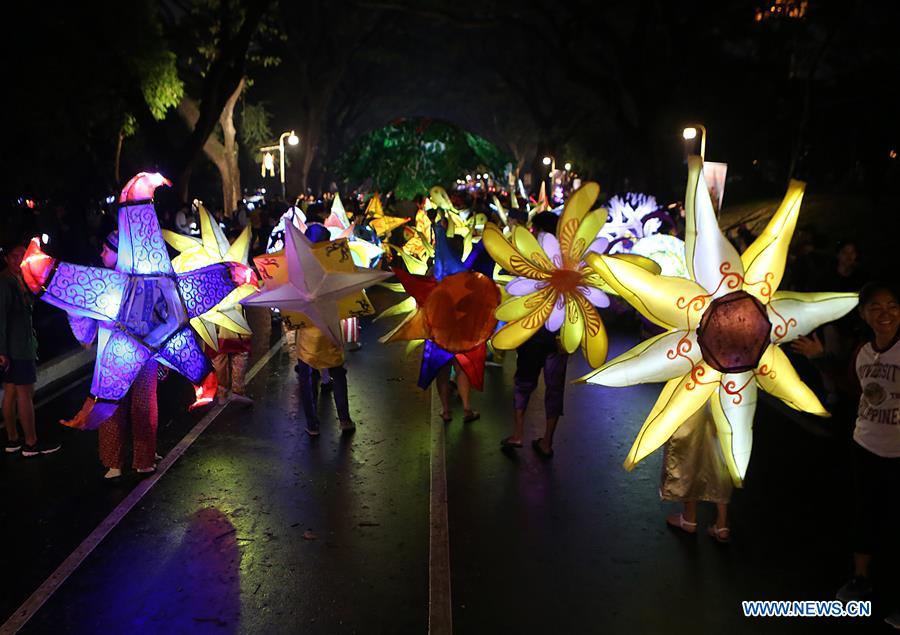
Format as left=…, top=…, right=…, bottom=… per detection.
left=854, top=338, right=900, bottom=457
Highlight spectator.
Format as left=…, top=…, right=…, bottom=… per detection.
left=1, top=240, right=60, bottom=456
left=833, top=281, right=900, bottom=629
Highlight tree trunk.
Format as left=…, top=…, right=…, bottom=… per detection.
left=219, top=78, right=244, bottom=215
left=178, top=79, right=245, bottom=214
left=114, top=129, right=125, bottom=186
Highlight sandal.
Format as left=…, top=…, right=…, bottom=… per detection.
left=707, top=524, right=731, bottom=543
left=463, top=410, right=480, bottom=423
left=666, top=513, right=697, bottom=534
left=500, top=436, right=523, bottom=449
left=531, top=438, right=554, bottom=458
left=440, top=411, right=452, bottom=423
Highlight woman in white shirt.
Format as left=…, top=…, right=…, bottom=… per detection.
left=834, top=281, right=900, bottom=626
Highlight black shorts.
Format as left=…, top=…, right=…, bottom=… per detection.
left=1, top=358, right=37, bottom=386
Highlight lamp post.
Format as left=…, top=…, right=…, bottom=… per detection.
left=682, top=124, right=707, bottom=160
left=260, top=130, right=299, bottom=199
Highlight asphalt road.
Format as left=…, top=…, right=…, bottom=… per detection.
left=1, top=306, right=893, bottom=634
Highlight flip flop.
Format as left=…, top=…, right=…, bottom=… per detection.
left=440, top=412, right=452, bottom=423
left=531, top=438, right=554, bottom=458
left=463, top=410, right=480, bottom=423
left=707, top=524, right=731, bottom=543
left=500, top=436, right=523, bottom=449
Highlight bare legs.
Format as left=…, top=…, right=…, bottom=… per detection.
left=3, top=383, right=37, bottom=446
left=436, top=361, right=474, bottom=421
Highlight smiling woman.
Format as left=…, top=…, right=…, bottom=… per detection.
left=834, top=281, right=900, bottom=620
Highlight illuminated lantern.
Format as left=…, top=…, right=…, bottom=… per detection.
left=243, top=222, right=390, bottom=344
left=262, top=152, right=275, bottom=177
left=21, top=173, right=255, bottom=429
left=365, top=193, right=409, bottom=237
left=481, top=182, right=612, bottom=368
left=380, top=226, right=500, bottom=390
left=599, top=192, right=666, bottom=254
left=630, top=234, right=689, bottom=278
left=162, top=204, right=259, bottom=349
left=582, top=157, right=859, bottom=485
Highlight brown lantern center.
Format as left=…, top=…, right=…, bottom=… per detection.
left=696, top=290, right=771, bottom=374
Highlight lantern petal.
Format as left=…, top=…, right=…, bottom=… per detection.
left=545, top=295, right=566, bottom=332
left=491, top=291, right=557, bottom=351
left=684, top=156, right=743, bottom=297
left=580, top=330, right=699, bottom=386
left=495, top=287, right=555, bottom=323
left=560, top=296, right=585, bottom=354
left=710, top=371, right=758, bottom=486
left=624, top=364, right=721, bottom=471
left=767, top=291, right=859, bottom=345
left=756, top=344, right=829, bottom=415
left=557, top=182, right=600, bottom=259
left=511, top=226, right=554, bottom=271
left=741, top=180, right=805, bottom=302
left=572, top=293, right=609, bottom=368
left=586, top=253, right=709, bottom=330
left=538, top=232, right=563, bottom=268
left=506, top=276, right=547, bottom=297
left=482, top=223, right=551, bottom=280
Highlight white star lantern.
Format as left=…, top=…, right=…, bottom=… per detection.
left=241, top=222, right=390, bottom=344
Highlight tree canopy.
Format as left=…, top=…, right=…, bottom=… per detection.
left=335, top=119, right=512, bottom=199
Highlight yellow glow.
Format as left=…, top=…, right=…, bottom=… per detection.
left=483, top=181, right=613, bottom=368
left=587, top=157, right=857, bottom=486
left=163, top=205, right=256, bottom=349
left=682, top=127, right=697, bottom=140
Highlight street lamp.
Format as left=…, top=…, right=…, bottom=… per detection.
left=259, top=130, right=300, bottom=199
left=682, top=124, right=707, bottom=159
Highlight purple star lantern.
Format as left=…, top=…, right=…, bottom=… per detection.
left=21, top=173, right=256, bottom=429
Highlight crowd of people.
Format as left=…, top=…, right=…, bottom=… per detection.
left=1, top=182, right=897, bottom=626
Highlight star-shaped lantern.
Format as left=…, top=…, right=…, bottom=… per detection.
left=162, top=205, right=258, bottom=349
left=380, top=225, right=500, bottom=390
left=582, top=157, right=858, bottom=485
left=21, top=173, right=255, bottom=429
left=365, top=193, right=409, bottom=238
left=242, top=221, right=390, bottom=344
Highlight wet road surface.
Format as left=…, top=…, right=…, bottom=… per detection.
left=1, top=307, right=892, bottom=633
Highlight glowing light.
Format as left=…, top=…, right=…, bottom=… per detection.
left=582, top=156, right=859, bottom=486
left=890, top=150, right=897, bottom=160
left=24, top=173, right=245, bottom=430
left=542, top=156, right=552, bottom=166
left=243, top=223, right=390, bottom=344
left=600, top=192, right=665, bottom=254
left=631, top=234, right=689, bottom=278
left=40, top=233, right=49, bottom=245
left=483, top=182, right=612, bottom=367
left=564, top=162, right=572, bottom=171
left=682, top=127, right=697, bottom=140
left=287, top=131, right=299, bottom=146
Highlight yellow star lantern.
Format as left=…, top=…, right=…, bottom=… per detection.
left=365, top=193, right=409, bottom=237
left=482, top=182, right=614, bottom=368
left=582, top=157, right=858, bottom=486
left=162, top=206, right=257, bottom=349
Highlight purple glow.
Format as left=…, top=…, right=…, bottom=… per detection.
left=176, top=264, right=239, bottom=319
left=158, top=326, right=211, bottom=384
left=91, top=327, right=152, bottom=400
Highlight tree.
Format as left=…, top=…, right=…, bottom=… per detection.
left=162, top=0, right=274, bottom=204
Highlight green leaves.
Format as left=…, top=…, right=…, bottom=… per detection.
left=335, top=118, right=511, bottom=199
